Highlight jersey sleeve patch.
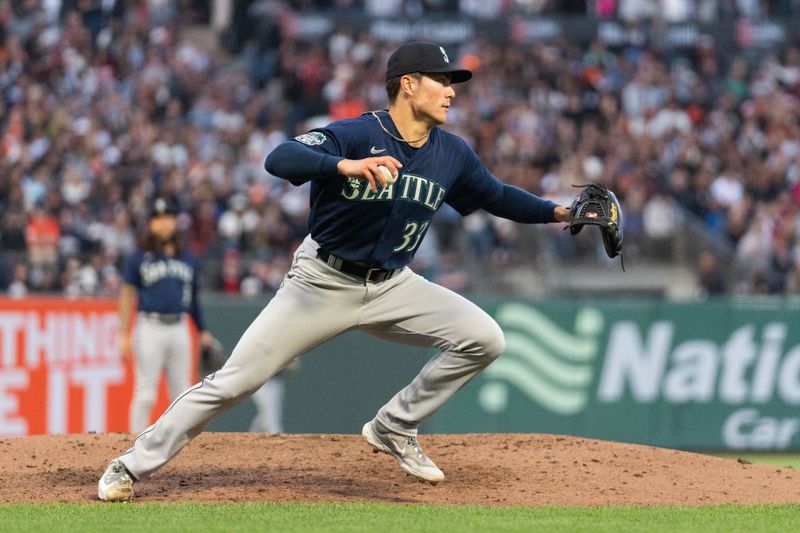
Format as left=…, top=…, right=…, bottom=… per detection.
left=294, top=131, right=327, bottom=146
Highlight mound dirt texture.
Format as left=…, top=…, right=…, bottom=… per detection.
left=1, top=433, right=799, bottom=506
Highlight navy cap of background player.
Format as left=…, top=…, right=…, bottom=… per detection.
left=385, top=42, right=472, bottom=84
left=149, top=197, right=179, bottom=218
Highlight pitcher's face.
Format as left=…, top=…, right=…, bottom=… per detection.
left=412, top=73, right=455, bottom=125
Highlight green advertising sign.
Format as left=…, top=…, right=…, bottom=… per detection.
left=202, top=295, right=800, bottom=451
left=429, top=298, right=800, bottom=451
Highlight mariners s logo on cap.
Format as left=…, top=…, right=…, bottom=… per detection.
left=150, top=197, right=178, bottom=217
left=385, top=41, right=471, bottom=83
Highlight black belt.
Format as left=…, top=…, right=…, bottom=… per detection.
left=141, top=312, right=183, bottom=325
left=316, top=248, right=400, bottom=283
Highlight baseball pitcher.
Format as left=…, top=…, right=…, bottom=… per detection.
left=99, top=41, right=602, bottom=502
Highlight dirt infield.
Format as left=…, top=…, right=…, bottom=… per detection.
left=1, top=432, right=799, bottom=506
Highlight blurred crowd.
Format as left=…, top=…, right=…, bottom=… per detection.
left=230, top=0, right=800, bottom=19
left=2, top=0, right=800, bottom=299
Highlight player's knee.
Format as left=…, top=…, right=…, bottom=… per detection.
left=475, top=319, right=505, bottom=361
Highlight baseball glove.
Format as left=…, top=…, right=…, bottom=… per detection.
left=568, top=183, right=624, bottom=269
left=200, top=337, right=227, bottom=375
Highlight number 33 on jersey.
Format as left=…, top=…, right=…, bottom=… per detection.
left=341, top=173, right=440, bottom=254
left=287, top=110, right=504, bottom=270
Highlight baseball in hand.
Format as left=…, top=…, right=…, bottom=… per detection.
left=377, top=165, right=397, bottom=185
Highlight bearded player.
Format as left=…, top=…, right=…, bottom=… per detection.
left=119, top=198, right=217, bottom=434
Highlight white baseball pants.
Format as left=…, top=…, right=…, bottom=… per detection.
left=119, top=235, right=504, bottom=479
left=248, top=377, right=285, bottom=433
left=129, top=315, right=191, bottom=433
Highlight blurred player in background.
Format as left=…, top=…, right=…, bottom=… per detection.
left=248, top=360, right=300, bottom=434
left=119, top=198, right=217, bottom=433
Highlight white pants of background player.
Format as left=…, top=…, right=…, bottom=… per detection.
left=249, top=376, right=284, bottom=433
left=129, top=315, right=191, bottom=433
left=117, top=235, right=505, bottom=479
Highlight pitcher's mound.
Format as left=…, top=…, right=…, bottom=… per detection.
left=1, top=432, right=798, bottom=505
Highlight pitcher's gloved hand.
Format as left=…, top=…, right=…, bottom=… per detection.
left=568, top=183, right=624, bottom=268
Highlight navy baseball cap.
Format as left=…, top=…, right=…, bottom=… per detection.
left=386, top=42, right=472, bottom=83
left=149, top=197, right=178, bottom=218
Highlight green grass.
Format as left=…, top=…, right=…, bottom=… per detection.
left=716, top=453, right=800, bottom=470
left=2, top=503, right=800, bottom=533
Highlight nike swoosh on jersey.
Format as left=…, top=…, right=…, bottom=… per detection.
left=370, top=146, right=387, bottom=154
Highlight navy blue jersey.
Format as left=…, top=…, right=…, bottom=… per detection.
left=288, top=111, right=503, bottom=269
left=123, top=250, right=206, bottom=331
